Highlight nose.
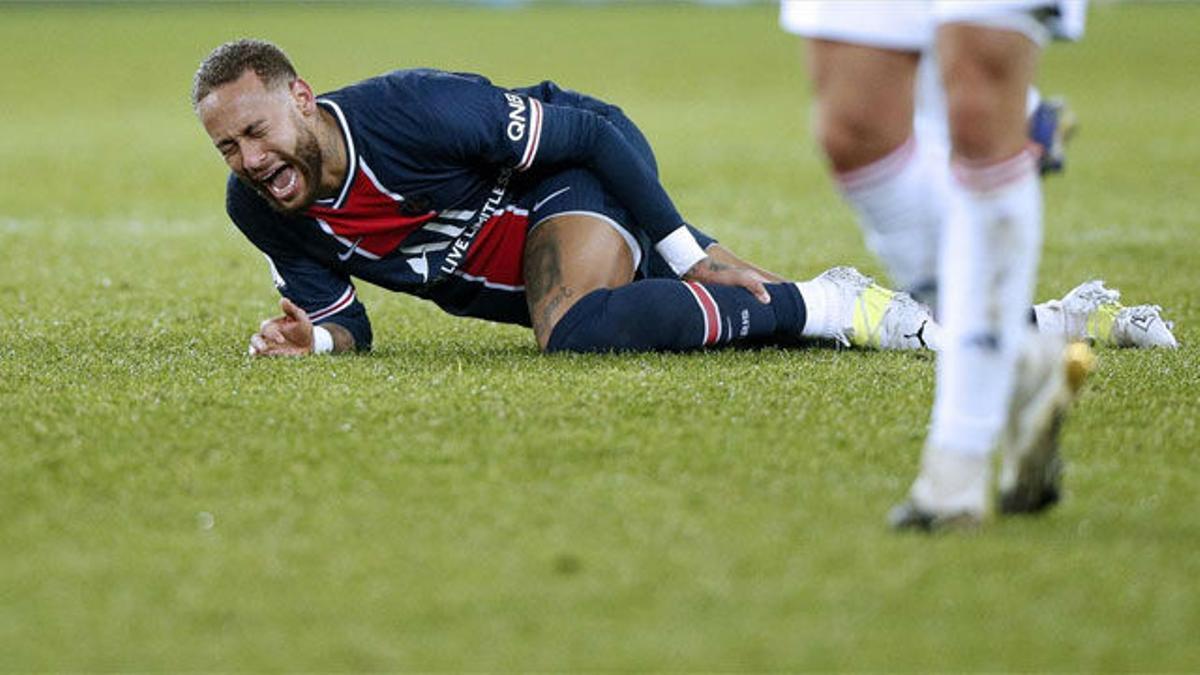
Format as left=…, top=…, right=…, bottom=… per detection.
left=241, top=139, right=270, bottom=173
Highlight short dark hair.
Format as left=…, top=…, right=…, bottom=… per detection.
left=192, top=39, right=297, bottom=107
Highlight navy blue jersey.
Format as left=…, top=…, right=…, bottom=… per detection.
left=226, top=69, right=706, bottom=349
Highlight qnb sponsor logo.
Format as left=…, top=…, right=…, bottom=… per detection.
left=504, top=93, right=527, bottom=142
left=439, top=168, right=512, bottom=277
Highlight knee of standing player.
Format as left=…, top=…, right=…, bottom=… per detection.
left=945, top=87, right=1014, bottom=160
left=814, top=103, right=910, bottom=172
left=942, top=52, right=1030, bottom=159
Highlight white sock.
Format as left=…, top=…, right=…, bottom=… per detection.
left=835, top=136, right=947, bottom=301
left=795, top=278, right=838, bottom=340
left=1032, top=300, right=1067, bottom=337
left=1027, top=85, right=1042, bottom=117
left=930, top=145, right=1043, bottom=456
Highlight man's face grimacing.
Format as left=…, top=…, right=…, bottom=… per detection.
left=198, top=69, right=324, bottom=213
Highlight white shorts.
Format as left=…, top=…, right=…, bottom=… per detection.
left=780, top=0, right=1087, bottom=51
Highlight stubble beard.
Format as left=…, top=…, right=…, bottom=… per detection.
left=241, top=123, right=325, bottom=215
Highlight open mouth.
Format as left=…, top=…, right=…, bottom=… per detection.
left=262, top=163, right=300, bottom=202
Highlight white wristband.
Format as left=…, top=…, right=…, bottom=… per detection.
left=654, top=225, right=708, bottom=276
left=312, top=325, right=334, bottom=354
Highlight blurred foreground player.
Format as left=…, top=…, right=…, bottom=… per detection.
left=192, top=40, right=938, bottom=360
left=784, top=1, right=1100, bottom=530
left=785, top=5, right=1175, bottom=349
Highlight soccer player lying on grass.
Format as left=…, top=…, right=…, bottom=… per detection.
left=193, top=40, right=1175, bottom=358
left=193, top=38, right=934, bottom=357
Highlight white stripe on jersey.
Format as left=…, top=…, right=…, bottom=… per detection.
left=315, top=99, right=358, bottom=209
left=451, top=270, right=525, bottom=292
left=399, top=241, right=453, bottom=255
left=359, top=159, right=404, bottom=202
left=309, top=285, right=356, bottom=322
left=438, top=209, right=477, bottom=221
left=421, top=222, right=467, bottom=237
left=264, top=254, right=286, bottom=290
left=516, top=98, right=544, bottom=172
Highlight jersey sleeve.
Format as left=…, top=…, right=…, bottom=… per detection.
left=226, top=179, right=373, bottom=350
left=411, top=74, right=707, bottom=276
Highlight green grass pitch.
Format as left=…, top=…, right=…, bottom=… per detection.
left=2, top=2, right=1198, bottom=670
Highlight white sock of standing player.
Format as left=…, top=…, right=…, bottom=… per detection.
left=928, top=145, right=1043, bottom=455
left=834, top=136, right=947, bottom=306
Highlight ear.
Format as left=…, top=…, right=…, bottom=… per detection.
left=290, top=78, right=317, bottom=116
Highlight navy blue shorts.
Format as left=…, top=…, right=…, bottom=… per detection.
left=444, top=85, right=717, bottom=325
left=512, top=81, right=715, bottom=278
left=520, top=167, right=717, bottom=280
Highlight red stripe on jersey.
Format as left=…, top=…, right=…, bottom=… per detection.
left=305, top=165, right=436, bottom=257
left=458, top=208, right=530, bottom=289
left=684, top=281, right=721, bottom=346
left=517, top=99, right=543, bottom=172
left=308, top=285, right=355, bottom=322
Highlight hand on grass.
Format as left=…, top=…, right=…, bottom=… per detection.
left=248, top=297, right=314, bottom=357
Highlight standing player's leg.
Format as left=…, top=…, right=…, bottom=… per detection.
left=892, top=19, right=1089, bottom=529
left=808, top=40, right=944, bottom=305
left=915, top=51, right=1077, bottom=179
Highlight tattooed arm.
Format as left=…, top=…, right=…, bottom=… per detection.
left=702, top=243, right=787, bottom=284
left=682, top=256, right=772, bottom=304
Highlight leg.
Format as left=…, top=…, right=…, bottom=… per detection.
left=526, top=214, right=811, bottom=354
left=525, top=215, right=936, bottom=354
left=894, top=23, right=1058, bottom=529
left=808, top=40, right=919, bottom=172
left=913, top=49, right=1072, bottom=176
left=808, top=40, right=944, bottom=301
left=531, top=241, right=934, bottom=356
left=938, top=25, right=1039, bottom=162
left=524, top=214, right=636, bottom=351
left=932, top=23, right=1042, bottom=459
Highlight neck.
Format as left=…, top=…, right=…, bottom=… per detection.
left=315, top=104, right=348, bottom=200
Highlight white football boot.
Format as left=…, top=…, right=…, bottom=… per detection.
left=889, top=446, right=991, bottom=531
left=997, top=333, right=1095, bottom=514
left=891, top=333, right=1095, bottom=531
left=813, top=266, right=940, bottom=350
left=1033, top=280, right=1178, bottom=348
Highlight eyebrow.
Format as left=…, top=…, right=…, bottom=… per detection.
left=215, top=120, right=266, bottom=148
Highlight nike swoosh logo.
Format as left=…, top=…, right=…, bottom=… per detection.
left=532, top=186, right=571, bottom=213
left=337, top=236, right=364, bottom=262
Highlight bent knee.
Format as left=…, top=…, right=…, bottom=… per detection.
left=943, top=79, right=1028, bottom=160
left=532, top=286, right=583, bottom=352
left=524, top=215, right=635, bottom=349
left=539, top=287, right=611, bottom=353
left=809, top=42, right=918, bottom=171
left=814, top=110, right=912, bottom=172
left=939, top=28, right=1039, bottom=160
